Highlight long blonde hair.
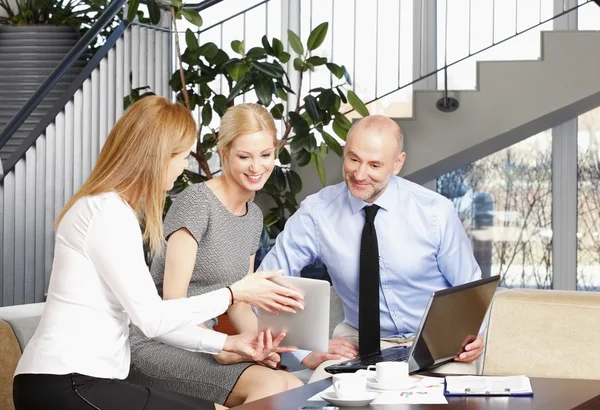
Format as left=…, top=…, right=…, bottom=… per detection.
left=56, top=96, right=197, bottom=253
left=217, top=103, right=278, bottom=177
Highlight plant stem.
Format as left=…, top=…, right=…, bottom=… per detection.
left=170, top=6, right=212, bottom=179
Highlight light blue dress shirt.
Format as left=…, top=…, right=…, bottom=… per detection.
left=259, top=176, right=481, bottom=359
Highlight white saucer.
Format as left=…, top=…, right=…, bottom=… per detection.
left=366, top=376, right=418, bottom=391
left=320, top=391, right=378, bottom=407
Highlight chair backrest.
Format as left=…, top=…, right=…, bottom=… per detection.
left=0, top=320, right=20, bottom=410
left=482, top=288, right=600, bottom=379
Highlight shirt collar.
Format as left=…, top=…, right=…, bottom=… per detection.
left=347, top=177, right=396, bottom=215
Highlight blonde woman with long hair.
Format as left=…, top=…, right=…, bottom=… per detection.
left=12, top=97, right=303, bottom=410
left=128, top=103, right=304, bottom=406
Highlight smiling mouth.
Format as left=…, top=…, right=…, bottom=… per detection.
left=245, top=174, right=263, bottom=181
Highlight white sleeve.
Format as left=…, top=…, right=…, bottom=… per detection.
left=85, top=200, right=229, bottom=352
left=134, top=324, right=228, bottom=354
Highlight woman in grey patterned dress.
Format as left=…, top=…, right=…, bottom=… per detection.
left=128, top=104, right=304, bottom=406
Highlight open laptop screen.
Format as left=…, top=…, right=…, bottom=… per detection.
left=410, top=275, right=500, bottom=371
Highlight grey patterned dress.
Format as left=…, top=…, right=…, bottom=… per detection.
left=128, top=183, right=263, bottom=405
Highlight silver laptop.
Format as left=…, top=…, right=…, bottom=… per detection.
left=325, top=275, right=500, bottom=374
left=257, top=276, right=330, bottom=352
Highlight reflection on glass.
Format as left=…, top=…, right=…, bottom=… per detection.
left=577, top=108, right=600, bottom=291
left=437, top=133, right=552, bottom=289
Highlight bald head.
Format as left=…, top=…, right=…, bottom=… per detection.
left=346, top=115, right=404, bottom=154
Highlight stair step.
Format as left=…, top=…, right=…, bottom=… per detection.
left=0, top=26, right=78, bottom=33
left=0, top=52, right=80, bottom=61
left=0, top=45, right=75, bottom=55
left=0, top=38, right=79, bottom=47
left=0, top=64, right=85, bottom=75
left=0, top=59, right=87, bottom=68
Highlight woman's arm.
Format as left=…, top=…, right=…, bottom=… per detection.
left=227, top=254, right=259, bottom=334
left=162, top=228, right=200, bottom=301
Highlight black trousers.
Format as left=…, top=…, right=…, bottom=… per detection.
left=13, top=373, right=216, bottom=410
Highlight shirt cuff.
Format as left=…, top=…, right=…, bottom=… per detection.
left=151, top=326, right=228, bottom=354
left=292, top=349, right=312, bottom=363
left=188, top=288, right=231, bottom=324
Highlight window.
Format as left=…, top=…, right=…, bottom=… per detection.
left=438, top=132, right=552, bottom=288
left=577, top=107, right=600, bottom=291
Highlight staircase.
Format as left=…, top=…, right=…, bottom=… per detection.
left=0, top=26, right=86, bottom=163
left=297, top=30, right=600, bottom=196
left=399, top=30, right=600, bottom=184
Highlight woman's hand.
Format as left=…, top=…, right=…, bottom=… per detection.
left=229, top=270, right=304, bottom=313
left=222, top=329, right=297, bottom=363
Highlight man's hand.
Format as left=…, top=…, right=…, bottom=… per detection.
left=301, top=337, right=359, bottom=370
left=455, top=334, right=484, bottom=362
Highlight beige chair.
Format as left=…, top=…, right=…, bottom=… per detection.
left=482, top=288, right=600, bottom=379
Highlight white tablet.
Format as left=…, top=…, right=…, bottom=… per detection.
left=257, top=276, right=330, bottom=352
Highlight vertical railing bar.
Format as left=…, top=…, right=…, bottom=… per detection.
left=515, top=0, right=518, bottom=35
left=331, top=0, right=335, bottom=88
left=539, top=0, right=542, bottom=24
left=397, top=0, right=401, bottom=89
left=468, top=0, right=472, bottom=55
left=492, top=0, right=496, bottom=45
left=444, top=0, right=448, bottom=91
left=374, top=0, right=379, bottom=96
left=265, top=1, right=269, bottom=38
left=241, top=14, right=245, bottom=103
left=309, top=0, right=313, bottom=92
left=352, top=0, right=357, bottom=92
left=420, top=0, right=425, bottom=77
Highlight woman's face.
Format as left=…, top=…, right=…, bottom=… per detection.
left=225, top=130, right=276, bottom=192
left=165, top=144, right=193, bottom=191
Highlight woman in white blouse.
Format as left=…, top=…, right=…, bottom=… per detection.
left=12, top=96, right=303, bottom=410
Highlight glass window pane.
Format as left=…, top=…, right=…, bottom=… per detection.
left=577, top=108, right=600, bottom=290
left=437, top=132, right=553, bottom=288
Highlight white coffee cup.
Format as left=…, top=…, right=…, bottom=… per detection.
left=332, top=373, right=367, bottom=399
left=367, top=361, right=409, bottom=384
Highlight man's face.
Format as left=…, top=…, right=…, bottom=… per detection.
left=343, top=126, right=405, bottom=203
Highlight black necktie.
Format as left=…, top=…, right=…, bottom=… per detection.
left=359, top=204, right=381, bottom=356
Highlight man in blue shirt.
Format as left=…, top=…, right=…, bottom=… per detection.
left=259, top=115, right=483, bottom=381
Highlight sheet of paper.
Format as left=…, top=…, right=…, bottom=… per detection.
left=307, top=376, right=448, bottom=405
left=445, top=375, right=532, bottom=394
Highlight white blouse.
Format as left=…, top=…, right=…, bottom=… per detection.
left=15, top=192, right=230, bottom=379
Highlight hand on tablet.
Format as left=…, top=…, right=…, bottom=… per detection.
left=301, top=337, right=359, bottom=370
left=230, top=270, right=305, bottom=313
left=223, top=329, right=297, bottom=363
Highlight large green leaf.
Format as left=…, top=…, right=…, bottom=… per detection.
left=326, top=62, right=344, bottom=79
left=180, top=8, right=203, bottom=27
left=212, top=94, right=227, bottom=117
left=304, top=133, right=317, bottom=152
left=185, top=28, right=199, bottom=51
left=264, top=211, right=280, bottom=227
left=306, top=56, right=327, bottom=66
left=347, top=90, right=369, bottom=117
left=261, top=35, right=274, bottom=55
left=286, top=169, right=303, bottom=194
left=293, top=57, right=304, bottom=72
left=319, top=129, right=343, bottom=157
left=246, top=47, right=267, bottom=59
left=318, top=89, right=336, bottom=110
left=307, top=22, right=329, bottom=51
left=303, top=95, right=320, bottom=124
left=287, top=29, right=304, bottom=55
left=147, top=0, right=161, bottom=25
left=226, top=61, right=248, bottom=82
left=231, top=40, right=244, bottom=55
left=201, top=103, right=212, bottom=126
left=250, top=61, right=281, bottom=78
left=270, top=103, right=285, bottom=120
left=226, top=74, right=250, bottom=102
left=272, top=38, right=284, bottom=58
left=126, top=0, right=140, bottom=22
left=289, top=111, right=310, bottom=136
left=278, top=52, right=291, bottom=64
left=293, top=148, right=311, bottom=167
left=198, top=42, right=219, bottom=58
left=170, top=0, right=183, bottom=8
left=312, top=153, right=327, bottom=186
left=273, top=167, right=287, bottom=191
left=254, top=77, right=273, bottom=106
left=278, top=146, right=291, bottom=164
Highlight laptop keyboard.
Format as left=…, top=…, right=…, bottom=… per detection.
left=359, top=347, right=410, bottom=365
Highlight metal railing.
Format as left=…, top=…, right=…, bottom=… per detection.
left=0, top=0, right=128, bottom=167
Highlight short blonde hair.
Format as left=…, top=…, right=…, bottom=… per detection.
left=217, top=103, right=277, bottom=177
left=56, top=96, right=197, bottom=254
